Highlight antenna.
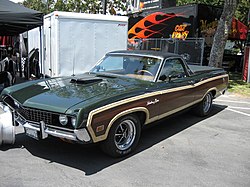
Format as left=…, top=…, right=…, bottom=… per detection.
left=72, top=40, right=75, bottom=77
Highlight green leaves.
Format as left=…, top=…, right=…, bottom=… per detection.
left=22, top=0, right=126, bottom=15
left=22, top=0, right=249, bottom=24
left=235, top=0, right=250, bottom=24
left=177, top=0, right=223, bottom=6
left=22, top=0, right=47, bottom=13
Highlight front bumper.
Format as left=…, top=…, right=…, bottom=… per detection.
left=13, top=108, right=92, bottom=143
left=0, top=101, right=92, bottom=143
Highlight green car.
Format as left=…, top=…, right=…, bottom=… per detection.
left=0, top=50, right=228, bottom=157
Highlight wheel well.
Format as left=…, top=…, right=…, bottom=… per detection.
left=210, top=90, right=216, bottom=98
left=109, top=110, right=147, bottom=133
left=134, top=111, right=147, bottom=126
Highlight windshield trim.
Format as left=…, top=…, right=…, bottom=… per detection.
left=107, top=53, right=165, bottom=60
left=90, top=54, right=164, bottom=82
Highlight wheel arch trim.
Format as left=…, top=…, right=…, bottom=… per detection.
left=203, top=87, right=218, bottom=99
left=87, top=107, right=149, bottom=143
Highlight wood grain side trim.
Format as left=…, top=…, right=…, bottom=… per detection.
left=86, top=75, right=227, bottom=142
left=147, top=87, right=218, bottom=124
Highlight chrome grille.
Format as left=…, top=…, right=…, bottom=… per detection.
left=18, top=107, right=53, bottom=125
left=3, top=95, right=74, bottom=129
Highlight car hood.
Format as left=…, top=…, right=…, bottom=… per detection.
left=4, top=73, right=152, bottom=114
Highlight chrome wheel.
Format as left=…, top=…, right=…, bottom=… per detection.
left=203, top=93, right=212, bottom=113
left=114, top=119, right=136, bottom=151
left=101, top=114, right=141, bottom=157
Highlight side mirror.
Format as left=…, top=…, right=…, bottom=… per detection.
left=159, top=75, right=167, bottom=81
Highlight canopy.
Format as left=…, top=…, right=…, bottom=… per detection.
left=0, top=0, right=43, bottom=36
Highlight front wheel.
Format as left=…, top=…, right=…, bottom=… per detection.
left=194, top=92, right=213, bottom=117
left=101, top=114, right=141, bottom=157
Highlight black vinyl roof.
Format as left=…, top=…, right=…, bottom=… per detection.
left=108, top=50, right=181, bottom=59
left=0, top=0, right=43, bottom=36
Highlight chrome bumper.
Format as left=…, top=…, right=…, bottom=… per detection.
left=15, top=114, right=91, bottom=142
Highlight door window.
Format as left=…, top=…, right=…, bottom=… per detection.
left=158, top=58, right=187, bottom=82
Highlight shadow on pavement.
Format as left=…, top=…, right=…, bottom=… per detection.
left=0, top=104, right=227, bottom=175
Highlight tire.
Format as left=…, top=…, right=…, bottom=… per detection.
left=194, top=92, right=213, bottom=117
left=0, top=122, right=3, bottom=146
left=101, top=114, right=141, bottom=157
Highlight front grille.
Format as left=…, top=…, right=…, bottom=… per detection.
left=3, top=95, right=54, bottom=125
left=18, top=107, right=53, bottom=125
left=3, top=95, right=75, bottom=129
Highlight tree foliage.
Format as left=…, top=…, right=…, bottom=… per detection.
left=22, top=0, right=48, bottom=14
left=177, top=0, right=223, bottom=6
left=22, top=0, right=249, bottom=24
left=234, top=0, right=250, bottom=24
left=22, top=0, right=126, bottom=15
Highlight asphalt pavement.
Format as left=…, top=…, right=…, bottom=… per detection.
left=0, top=93, right=250, bottom=187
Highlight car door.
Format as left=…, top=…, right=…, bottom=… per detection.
left=156, top=57, right=196, bottom=119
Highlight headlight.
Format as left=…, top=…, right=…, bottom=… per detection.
left=59, top=115, right=68, bottom=126
left=71, top=117, right=77, bottom=128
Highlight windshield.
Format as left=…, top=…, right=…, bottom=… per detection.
left=90, top=55, right=162, bottom=81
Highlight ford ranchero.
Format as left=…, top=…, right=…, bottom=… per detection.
left=0, top=50, right=228, bottom=157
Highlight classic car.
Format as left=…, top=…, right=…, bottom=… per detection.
left=0, top=50, right=228, bottom=157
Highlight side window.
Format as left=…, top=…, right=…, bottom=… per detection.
left=159, top=58, right=187, bottom=82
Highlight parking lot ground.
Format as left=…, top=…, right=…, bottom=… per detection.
left=0, top=93, right=250, bottom=187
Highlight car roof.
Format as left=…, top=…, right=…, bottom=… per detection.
left=107, top=50, right=182, bottom=59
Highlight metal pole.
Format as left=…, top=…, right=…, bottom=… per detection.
left=103, top=0, right=107, bottom=14
left=27, top=31, right=30, bottom=80
left=39, top=26, right=44, bottom=79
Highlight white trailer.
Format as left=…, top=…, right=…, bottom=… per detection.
left=43, top=11, right=128, bottom=77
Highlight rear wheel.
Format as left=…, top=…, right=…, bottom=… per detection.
left=194, top=92, right=213, bottom=117
left=101, top=114, right=141, bottom=157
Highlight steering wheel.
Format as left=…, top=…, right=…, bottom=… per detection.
left=137, top=70, right=153, bottom=76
